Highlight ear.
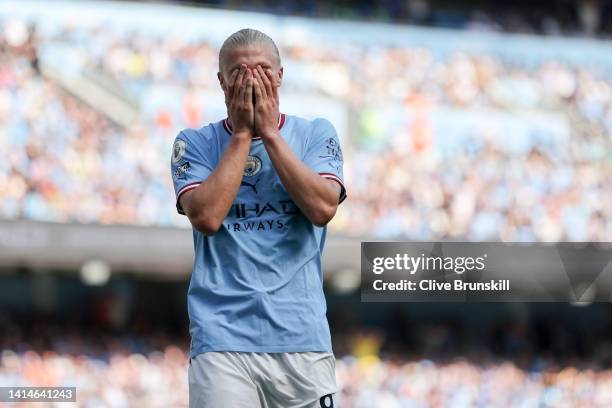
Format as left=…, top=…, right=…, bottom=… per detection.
left=217, top=72, right=226, bottom=91
left=276, top=67, right=284, bottom=87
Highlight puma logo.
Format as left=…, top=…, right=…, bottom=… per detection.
left=240, top=177, right=261, bottom=194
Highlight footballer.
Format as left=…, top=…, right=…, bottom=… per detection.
left=170, top=28, right=346, bottom=408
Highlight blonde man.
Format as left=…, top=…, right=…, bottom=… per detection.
left=171, top=28, right=346, bottom=407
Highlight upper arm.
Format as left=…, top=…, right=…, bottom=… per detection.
left=170, top=131, right=215, bottom=215
left=303, top=119, right=347, bottom=204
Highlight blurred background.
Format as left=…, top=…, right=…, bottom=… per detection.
left=1, top=0, right=612, bottom=406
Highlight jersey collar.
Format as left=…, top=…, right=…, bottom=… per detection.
left=223, top=113, right=286, bottom=140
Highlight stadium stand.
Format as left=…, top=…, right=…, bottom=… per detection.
left=3, top=303, right=612, bottom=407
left=1, top=2, right=610, bottom=241
left=1, top=1, right=612, bottom=407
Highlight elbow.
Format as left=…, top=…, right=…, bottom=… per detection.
left=309, top=204, right=337, bottom=227
left=191, top=215, right=223, bottom=235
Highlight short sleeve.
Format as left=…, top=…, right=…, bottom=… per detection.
left=170, top=131, right=215, bottom=215
left=303, top=119, right=347, bottom=204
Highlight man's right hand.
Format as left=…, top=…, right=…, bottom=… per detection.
left=227, top=64, right=254, bottom=137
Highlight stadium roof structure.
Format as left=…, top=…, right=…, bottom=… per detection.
left=0, top=220, right=360, bottom=279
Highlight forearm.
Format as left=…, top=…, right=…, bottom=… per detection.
left=185, top=132, right=251, bottom=232
left=263, top=132, right=339, bottom=226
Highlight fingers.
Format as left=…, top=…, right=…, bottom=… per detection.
left=234, top=64, right=247, bottom=101
left=243, top=69, right=253, bottom=106
left=227, top=68, right=239, bottom=100
left=253, top=68, right=267, bottom=100
left=265, top=68, right=278, bottom=99
left=253, top=70, right=264, bottom=103
left=257, top=65, right=273, bottom=97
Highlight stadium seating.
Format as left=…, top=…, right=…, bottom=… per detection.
left=1, top=8, right=610, bottom=241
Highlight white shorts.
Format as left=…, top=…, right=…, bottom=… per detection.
left=188, top=351, right=338, bottom=408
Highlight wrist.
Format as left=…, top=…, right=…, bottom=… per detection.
left=259, top=129, right=281, bottom=142
left=233, top=129, right=253, bottom=142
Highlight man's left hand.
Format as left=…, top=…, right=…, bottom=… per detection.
left=253, top=65, right=280, bottom=140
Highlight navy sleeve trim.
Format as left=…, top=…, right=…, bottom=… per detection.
left=319, top=172, right=347, bottom=204
left=175, top=181, right=202, bottom=215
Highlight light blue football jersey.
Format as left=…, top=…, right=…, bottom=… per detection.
left=170, top=114, right=346, bottom=357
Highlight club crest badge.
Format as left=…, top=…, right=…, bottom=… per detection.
left=244, top=155, right=262, bottom=177
left=172, top=139, right=186, bottom=164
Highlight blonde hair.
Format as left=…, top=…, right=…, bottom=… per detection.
left=219, top=28, right=281, bottom=71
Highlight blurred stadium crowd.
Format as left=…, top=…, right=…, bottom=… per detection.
left=1, top=2, right=612, bottom=407
left=3, top=313, right=612, bottom=407
left=6, top=349, right=612, bottom=407
left=0, top=13, right=610, bottom=241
